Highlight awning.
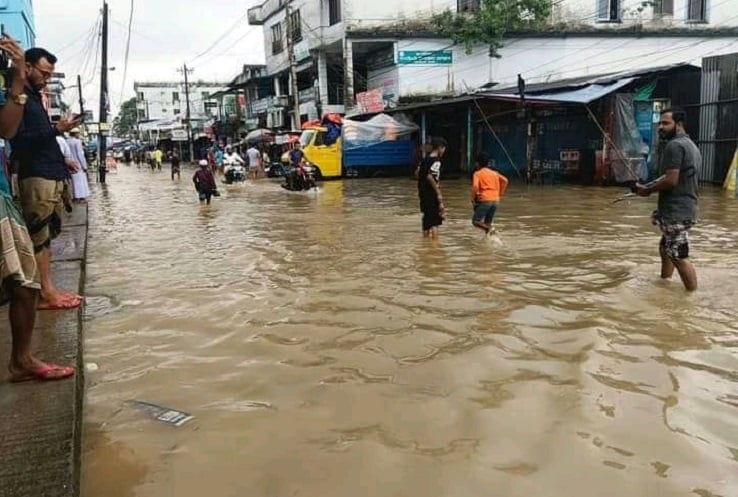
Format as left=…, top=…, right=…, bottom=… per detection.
left=481, top=77, right=636, bottom=104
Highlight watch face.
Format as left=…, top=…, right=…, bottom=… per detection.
left=16, top=94, right=27, bottom=104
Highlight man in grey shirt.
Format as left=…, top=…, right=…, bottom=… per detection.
left=636, top=108, right=699, bottom=291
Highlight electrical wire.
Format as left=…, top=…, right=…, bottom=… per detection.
left=119, top=0, right=135, bottom=104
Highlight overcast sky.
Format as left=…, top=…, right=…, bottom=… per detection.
left=34, top=0, right=266, bottom=119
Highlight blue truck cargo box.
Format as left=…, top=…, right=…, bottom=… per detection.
left=343, top=140, right=415, bottom=168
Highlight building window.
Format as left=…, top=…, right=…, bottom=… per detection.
left=172, top=91, right=180, bottom=102
left=457, top=0, right=480, bottom=13
left=272, top=23, right=283, bottom=54
left=653, top=0, right=674, bottom=15
left=137, top=91, right=144, bottom=101
left=289, top=10, right=302, bottom=43
left=328, top=0, right=341, bottom=25
left=687, top=0, right=706, bottom=21
left=597, top=0, right=620, bottom=21
left=174, top=108, right=180, bottom=115
left=138, top=110, right=146, bottom=120
left=201, top=91, right=209, bottom=100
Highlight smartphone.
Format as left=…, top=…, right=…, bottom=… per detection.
left=0, top=24, right=8, bottom=71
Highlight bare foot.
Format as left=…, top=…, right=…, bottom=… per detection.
left=9, top=358, right=75, bottom=382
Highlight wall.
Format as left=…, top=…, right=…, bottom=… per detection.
left=0, top=0, right=35, bottom=48
left=370, top=35, right=738, bottom=99
left=344, top=0, right=454, bottom=28
left=553, top=0, right=738, bottom=27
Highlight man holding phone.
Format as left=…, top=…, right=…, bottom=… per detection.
left=0, top=35, right=74, bottom=380
left=10, top=47, right=82, bottom=311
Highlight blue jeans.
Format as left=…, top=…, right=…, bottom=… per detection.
left=472, top=202, right=498, bottom=225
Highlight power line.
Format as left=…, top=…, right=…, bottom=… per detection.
left=187, top=13, right=250, bottom=64
left=119, top=0, right=135, bottom=103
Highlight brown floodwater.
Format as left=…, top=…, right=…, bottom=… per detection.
left=81, top=165, right=738, bottom=497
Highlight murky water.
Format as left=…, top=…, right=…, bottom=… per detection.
left=81, top=165, right=738, bottom=497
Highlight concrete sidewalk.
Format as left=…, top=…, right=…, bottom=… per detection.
left=0, top=206, right=88, bottom=497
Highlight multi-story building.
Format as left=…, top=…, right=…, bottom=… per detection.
left=133, top=81, right=228, bottom=123
left=248, top=0, right=738, bottom=123
left=0, top=0, right=35, bottom=48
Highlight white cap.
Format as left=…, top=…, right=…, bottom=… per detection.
left=198, top=160, right=208, bottom=166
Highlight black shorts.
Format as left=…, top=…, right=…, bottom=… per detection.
left=420, top=194, right=442, bottom=230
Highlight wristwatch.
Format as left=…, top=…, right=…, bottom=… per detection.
left=10, top=93, right=27, bottom=105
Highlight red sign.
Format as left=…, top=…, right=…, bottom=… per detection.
left=356, top=88, right=384, bottom=114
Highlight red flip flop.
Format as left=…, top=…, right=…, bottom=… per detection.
left=10, top=363, right=75, bottom=383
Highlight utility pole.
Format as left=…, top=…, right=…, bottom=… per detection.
left=285, top=1, right=300, bottom=129
left=178, top=64, right=194, bottom=162
left=77, top=74, right=84, bottom=116
left=98, top=0, right=109, bottom=184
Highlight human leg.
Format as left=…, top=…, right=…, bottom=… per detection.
left=19, top=179, right=80, bottom=308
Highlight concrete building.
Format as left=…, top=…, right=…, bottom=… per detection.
left=134, top=81, right=228, bottom=122
left=0, top=0, right=36, bottom=48
left=248, top=0, right=738, bottom=123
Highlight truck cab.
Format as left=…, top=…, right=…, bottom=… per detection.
left=300, top=127, right=342, bottom=179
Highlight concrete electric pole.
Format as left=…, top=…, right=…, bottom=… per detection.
left=285, top=1, right=301, bottom=130
left=178, top=64, right=195, bottom=162
left=98, top=0, right=109, bottom=183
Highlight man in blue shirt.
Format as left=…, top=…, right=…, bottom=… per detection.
left=0, top=37, right=74, bottom=381
left=10, top=47, right=81, bottom=311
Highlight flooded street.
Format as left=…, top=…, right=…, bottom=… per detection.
left=81, top=165, right=737, bottom=497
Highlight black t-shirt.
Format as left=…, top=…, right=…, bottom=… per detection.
left=417, top=155, right=442, bottom=197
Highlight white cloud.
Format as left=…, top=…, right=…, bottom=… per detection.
left=34, top=0, right=265, bottom=120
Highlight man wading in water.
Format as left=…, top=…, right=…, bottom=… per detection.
left=635, top=108, right=700, bottom=292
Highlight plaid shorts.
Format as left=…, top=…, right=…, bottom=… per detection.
left=652, top=211, right=694, bottom=260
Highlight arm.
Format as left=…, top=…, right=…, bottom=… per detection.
left=498, top=173, right=509, bottom=197
left=471, top=173, right=479, bottom=203
left=0, top=36, right=27, bottom=139
left=636, top=144, right=682, bottom=196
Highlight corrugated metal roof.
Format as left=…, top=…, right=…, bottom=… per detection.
left=484, top=78, right=637, bottom=104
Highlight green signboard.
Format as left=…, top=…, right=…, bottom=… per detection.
left=398, top=50, right=453, bottom=66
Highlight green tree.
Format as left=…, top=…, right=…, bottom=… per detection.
left=113, top=97, right=138, bottom=137
left=431, top=0, right=551, bottom=57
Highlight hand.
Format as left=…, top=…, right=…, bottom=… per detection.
left=634, top=183, right=651, bottom=197
left=57, top=114, right=82, bottom=133
left=0, top=35, right=26, bottom=79
left=65, top=160, right=80, bottom=173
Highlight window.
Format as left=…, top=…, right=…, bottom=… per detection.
left=137, top=110, right=146, bottom=120
left=272, top=23, right=283, bottom=54
left=328, top=0, right=342, bottom=25
left=653, top=0, right=674, bottom=15
left=174, top=108, right=180, bottom=115
left=457, top=0, right=480, bottom=13
left=289, top=10, right=302, bottom=43
left=172, top=91, right=180, bottom=102
left=687, top=0, right=706, bottom=21
left=597, top=0, right=620, bottom=21
left=201, top=91, right=209, bottom=100
left=137, top=91, right=144, bottom=101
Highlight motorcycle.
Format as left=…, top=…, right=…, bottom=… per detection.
left=224, top=163, right=246, bottom=184
left=281, top=163, right=317, bottom=192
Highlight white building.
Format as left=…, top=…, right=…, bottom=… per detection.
left=134, top=81, right=228, bottom=122
left=248, top=0, right=738, bottom=122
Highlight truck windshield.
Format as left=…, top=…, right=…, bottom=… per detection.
left=300, top=130, right=315, bottom=148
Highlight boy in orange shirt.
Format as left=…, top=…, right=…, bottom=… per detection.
left=471, top=152, right=508, bottom=234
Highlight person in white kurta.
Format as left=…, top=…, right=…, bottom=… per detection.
left=65, top=130, right=90, bottom=201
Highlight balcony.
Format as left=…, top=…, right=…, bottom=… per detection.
left=248, top=0, right=284, bottom=25
left=250, top=95, right=290, bottom=115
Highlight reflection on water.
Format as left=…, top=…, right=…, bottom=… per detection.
left=82, top=167, right=738, bottom=497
